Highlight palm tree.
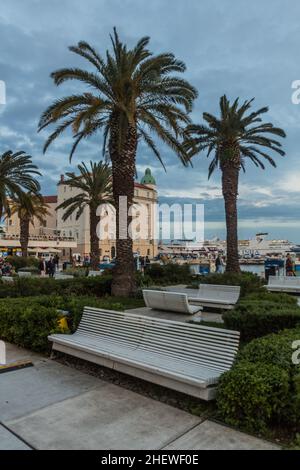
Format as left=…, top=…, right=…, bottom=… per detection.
left=0, top=151, right=41, bottom=220
left=56, top=161, right=113, bottom=270
left=10, top=193, right=50, bottom=257
left=38, top=28, right=197, bottom=296
left=184, top=96, right=286, bottom=273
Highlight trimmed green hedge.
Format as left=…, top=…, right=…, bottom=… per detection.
left=217, top=361, right=290, bottom=432
left=6, top=256, right=39, bottom=271
left=0, top=295, right=145, bottom=352
left=223, top=300, right=300, bottom=341
left=0, top=302, right=64, bottom=352
left=0, top=275, right=112, bottom=298
left=217, top=328, right=300, bottom=432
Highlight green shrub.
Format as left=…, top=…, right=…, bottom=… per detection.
left=223, top=302, right=300, bottom=341
left=64, top=267, right=89, bottom=277
left=192, top=271, right=264, bottom=297
left=238, top=328, right=300, bottom=425
left=0, top=275, right=112, bottom=298
left=217, top=361, right=290, bottom=432
left=144, top=263, right=193, bottom=285
left=6, top=256, right=39, bottom=271
left=0, top=301, right=64, bottom=352
left=0, top=295, right=145, bottom=351
left=243, top=290, right=298, bottom=305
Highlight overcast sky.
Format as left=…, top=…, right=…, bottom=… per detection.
left=1, top=0, right=300, bottom=240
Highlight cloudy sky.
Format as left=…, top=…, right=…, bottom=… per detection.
left=1, top=0, right=300, bottom=241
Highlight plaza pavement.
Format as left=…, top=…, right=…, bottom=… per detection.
left=0, top=343, right=280, bottom=450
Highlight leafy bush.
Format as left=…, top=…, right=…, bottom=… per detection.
left=217, top=361, right=290, bottom=432
left=64, top=267, right=89, bottom=277
left=239, top=328, right=300, bottom=425
left=243, top=290, right=298, bottom=305
left=191, top=271, right=264, bottom=297
left=223, top=301, right=300, bottom=341
left=144, top=263, right=193, bottom=285
left=6, top=256, right=39, bottom=271
left=0, top=301, right=65, bottom=352
left=0, top=275, right=112, bottom=298
left=0, top=295, right=145, bottom=352
left=217, top=328, right=300, bottom=432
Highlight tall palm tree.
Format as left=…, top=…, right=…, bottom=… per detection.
left=38, top=28, right=197, bottom=296
left=0, top=151, right=41, bottom=220
left=184, top=96, right=286, bottom=273
left=56, top=161, right=113, bottom=270
left=10, top=193, right=50, bottom=257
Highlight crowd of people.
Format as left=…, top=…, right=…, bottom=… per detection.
left=38, top=255, right=59, bottom=277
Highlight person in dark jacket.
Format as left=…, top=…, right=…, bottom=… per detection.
left=47, top=256, right=56, bottom=278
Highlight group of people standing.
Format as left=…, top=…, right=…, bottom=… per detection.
left=135, top=255, right=151, bottom=273
left=38, top=255, right=59, bottom=277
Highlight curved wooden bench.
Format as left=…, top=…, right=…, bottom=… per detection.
left=189, top=284, right=241, bottom=310
left=49, top=307, right=240, bottom=401
left=143, top=289, right=202, bottom=315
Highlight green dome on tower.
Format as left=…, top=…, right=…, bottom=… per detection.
left=140, top=168, right=156, bottom=186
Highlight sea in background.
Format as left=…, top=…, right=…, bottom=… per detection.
left=241, top=264, right=300, bottom=277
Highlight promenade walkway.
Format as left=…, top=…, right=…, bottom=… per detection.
left=0, top=344, right=279, bottom=450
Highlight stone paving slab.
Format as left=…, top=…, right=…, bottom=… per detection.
left=7, top=386, right=201, bottom=450
left=1, top=344, right=282, bottom=450
left=5, top=342, right=46, bottom=365
left=0, top=424, right=31, bottom=450
left=164, top=420, right=280, bottom=450
left=0, top=360, right=105, bottom=421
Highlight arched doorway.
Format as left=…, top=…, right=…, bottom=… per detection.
left=111, top=246, right=116, bottom=259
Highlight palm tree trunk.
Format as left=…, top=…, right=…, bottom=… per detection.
left=20, top=217, right=30, bottom=258
left=90, top=206, right=100, bottom=270
left=221, top=165, right=241, bottom=273
left=109, top=119, right=137, bottom=297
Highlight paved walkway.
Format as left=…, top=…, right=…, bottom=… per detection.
left=0, top=344, right=279, bottom=450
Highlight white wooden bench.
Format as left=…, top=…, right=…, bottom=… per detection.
left=265, top=276, right=300, bottom=293
left=0, top=276, right=14, bottom=283
left=88, top=271, right=102, bottom=277
left=143, top=289, right=202, bottom=315
left=17, top=271, right=32, bottom=278
left=54, top=273, right=74, bottom=280
left=49, top=307, right=240, bottom=400
left=188, top=284, right=241, bottom=310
